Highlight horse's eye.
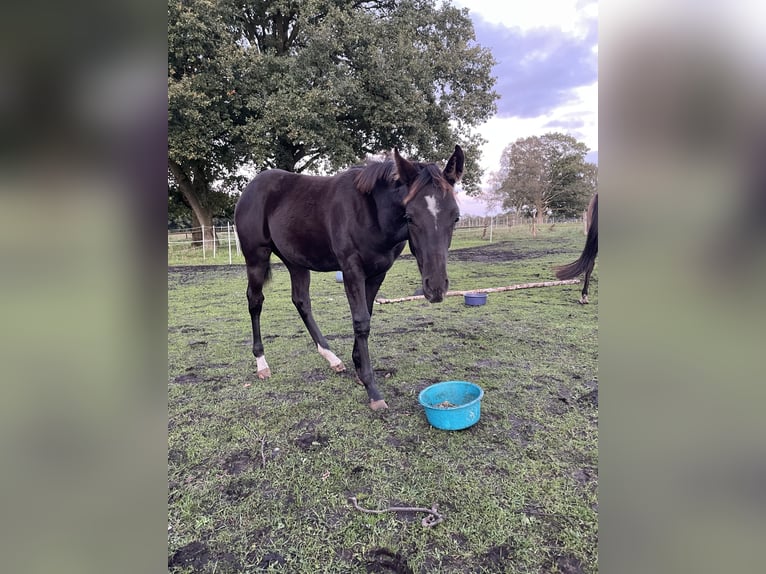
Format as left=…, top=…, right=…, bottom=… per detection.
left=454, top=215, right=461, bottom=223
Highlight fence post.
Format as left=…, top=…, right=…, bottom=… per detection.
left=489, top=216, right=494, bottom=242
left=202, top=225, right=206, bottom=260
left=212, top=226, right=216, bottom=258
left=227, top=222, right=232, bottom=265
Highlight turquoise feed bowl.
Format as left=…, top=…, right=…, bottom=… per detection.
left=418, top=381, right=484, bottom=430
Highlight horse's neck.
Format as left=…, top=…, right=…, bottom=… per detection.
left=370, top=188, right=408, bottom=246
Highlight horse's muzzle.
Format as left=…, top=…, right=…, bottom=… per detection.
left=423, top=277, right=448, bottom=303
left=426, top=291, right=444, bottom=303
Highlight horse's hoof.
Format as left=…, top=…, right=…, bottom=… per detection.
left=370, top=399, right=389, bottom=411
left=257, top=368, right=271, bottom=379
left=332, top=362, right=346, bottom=373
left=579, top=297, right=589, bottom=305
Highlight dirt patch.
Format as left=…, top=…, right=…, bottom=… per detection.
left=547, top=395, right=573, bottom=415
left=168, top=448, right=187, bottom=464
left=295, top=432, right=330, bottom=450
left=508, top=415, right=544, bottom=447
left=222, top=449, right=257, bottom=475
left=223, top=476, right=260, bottom=502
left=172, top=372, right=200, bottom=384
left=573, top=467, right=597, bottom=485
left=577, top=389, right=598, bottom=409
left=374, top=367, right=397, bottom=379
left=400, top=240, right=569, bottom=264
left=543, top=553, right=586, bottom=574
left=365, top=548, right=413, bottom=573
left=451, top=532, right=469, bottom=546
left=292, top=416, right=329, bottom=450
left=479, top=542, right=517, bottom=569
left=167, top=325, right=207, bottom=334
left=303, top=368, right=328, bottom=384
left=168, top=265, right=250, bottom=282
left=168, top=541, right=210, bottom=571
left=474, top=358, right=503, bottom=368
left=246, top=551, right=287, bottom=570
left=168, top=541, right=240, bottom=572
left=385, top=435, right=421, bottom=452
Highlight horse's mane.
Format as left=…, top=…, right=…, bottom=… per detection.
left=353, top=160, right=397, bottom=194
left=353, top=159, right=453, bottom=204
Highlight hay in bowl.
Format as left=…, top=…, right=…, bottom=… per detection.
left=418, top=380, right=484, bottom=430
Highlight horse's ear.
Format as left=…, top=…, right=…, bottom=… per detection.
left=443, top=145, right=464, bottom=185
left=393, top=148, right=418, bottom=186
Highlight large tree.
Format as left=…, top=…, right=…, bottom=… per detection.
left=168, top=0, right=498, bottom=241
left=489, top=133, right=597, bottom=234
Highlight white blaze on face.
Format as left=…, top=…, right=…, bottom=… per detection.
left=425, top=194, right=440, bottom=229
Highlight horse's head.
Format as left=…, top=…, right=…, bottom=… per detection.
left=394, top=146, right=464, bottom=303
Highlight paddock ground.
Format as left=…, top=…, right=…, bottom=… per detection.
left=168, top=225, right=598, bottom=573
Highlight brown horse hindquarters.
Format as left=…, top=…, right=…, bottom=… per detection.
left=554, top=193, right=598, bottom=304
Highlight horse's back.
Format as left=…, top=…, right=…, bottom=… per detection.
left=237, top=170, right=302, bottom=213
left=235, top=169, right=357, bottom=268
left=237, top=170, right=328, bottom=228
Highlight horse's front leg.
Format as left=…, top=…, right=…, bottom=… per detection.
left=286, top=264, right=345, bottom=373
left=344, top=275, right=387, bottom=411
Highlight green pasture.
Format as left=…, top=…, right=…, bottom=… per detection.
left=168, top=224, right=598, bottom=573
left=167, top=221, right=576, bottom=267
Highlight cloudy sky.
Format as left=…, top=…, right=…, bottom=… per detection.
left=452, top=0, right=598, bottom=215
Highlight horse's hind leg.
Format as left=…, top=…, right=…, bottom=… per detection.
left=580, top=261, right=595, bottom=305
left=287, top=265, right=345, bottom=373
left=246, top=251, right=272, bottom=378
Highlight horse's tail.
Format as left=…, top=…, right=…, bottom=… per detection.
left=555, top=194, right=598, bottom=280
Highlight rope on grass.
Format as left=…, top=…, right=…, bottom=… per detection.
left=374, top=279, right=581, bottom=304
left=348, top=496, right=444, bottom=528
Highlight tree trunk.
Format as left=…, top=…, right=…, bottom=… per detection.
left=189, top=211, right=216, bottom=246
left=169, top=160, right=218, bottom=247
left=274, top=136, right=300, bottom=172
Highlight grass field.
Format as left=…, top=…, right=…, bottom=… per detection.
left=168, top=224, right=598, bottom=573
left=167, top=222, right=573, bottom=267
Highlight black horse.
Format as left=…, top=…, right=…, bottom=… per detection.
left=555, top=192, right=598, bottom=304
left=234, top=146, right=464, bottom=410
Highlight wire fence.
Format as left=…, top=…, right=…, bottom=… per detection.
left=168, top=214, right=585, bottom=266
left=168, top=223, right=241, bottom=264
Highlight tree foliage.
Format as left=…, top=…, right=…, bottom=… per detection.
left=489, top=133, right=597, bottom=222
left=168, top=0, right=499, bottom=235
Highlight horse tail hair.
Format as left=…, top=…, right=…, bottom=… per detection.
left=555, top=194, right=598, bottom=280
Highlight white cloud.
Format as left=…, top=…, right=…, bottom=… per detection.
left=473, top=81, right=597, bottom=188
left=453, top=0, right=598, bottom=214
left=455, top=0, right=597, bottom=38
